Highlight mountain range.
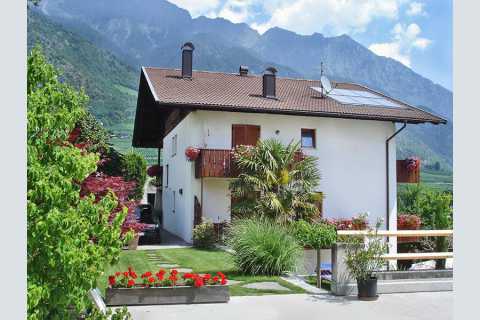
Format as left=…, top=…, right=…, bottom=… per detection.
left=29, top=0, right=453, bottom=172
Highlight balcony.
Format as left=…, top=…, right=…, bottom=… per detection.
left=194, top=148, right=306, bottom=179
left=195, top=149, right=236, bottom=178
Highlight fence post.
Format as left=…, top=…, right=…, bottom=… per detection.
left=331, top=243, right=354, bottom=296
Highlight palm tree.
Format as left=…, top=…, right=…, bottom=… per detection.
left=229, top=139, right=321, bottom=223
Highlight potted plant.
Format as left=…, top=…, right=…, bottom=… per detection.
left=292, top=220, right=337, bottom=288
left=185, top=146, right=200, bottom=161
left=106, top=267, right=229, bottom=306
left=147, top=165, right=162, bottom=177
left=344, top=219, right=387, bottom=300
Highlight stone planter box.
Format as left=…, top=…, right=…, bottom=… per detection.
left=105, top=285, right=230, bottom=306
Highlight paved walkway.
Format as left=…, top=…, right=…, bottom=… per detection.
left=137, top=228, right=191, bottom=250
left=128, top=292, right=452, bottom=320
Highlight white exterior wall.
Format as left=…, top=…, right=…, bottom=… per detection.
left=163, top=109, right=398, bottom=243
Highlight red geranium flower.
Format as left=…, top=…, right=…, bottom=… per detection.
left=183, top=273, right=193, bottom=279
left=108, top=276, right=116, bottom=286
left=123, top=271, right=129, bottom=277
left=194, top=278, right=204, bottom=288
left=127, top=279, right=135, bottom=287
left=221, top=278, right=227, bottom=285
left=148, top=277, right=155, bottom=283
left=115, top=272, right=121, bottom=277
left=212, top=276, right=219, bottom=283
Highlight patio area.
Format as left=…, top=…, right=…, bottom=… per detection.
left=127, top=291, right=453, bottom=320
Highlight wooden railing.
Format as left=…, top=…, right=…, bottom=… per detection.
left=194, top=148, right=307, bottom=178
left=337, top=229, right=453, bottom=261
left=195, top=149, right=235, bottom=178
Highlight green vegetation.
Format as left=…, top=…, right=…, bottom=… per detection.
left=397, top=184, right=453, bottom=269
left=121, top=151, right=147, bottom=200
left=192, top=220, right=217, bottom=249
left=27, top=47, right=127, bottom=319
left=230, top=139, right=321, bottom=223
left=227, top=218, right=303, bottom=275
left=99, top=248, right=305, bottom=296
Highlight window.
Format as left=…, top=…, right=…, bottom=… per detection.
left=171, top=134, right=177, bottom=157
left=165, top=164, right=169, bottom=187
left=301, top=129, right=316, bottom=148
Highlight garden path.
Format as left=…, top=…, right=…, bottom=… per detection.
left=128, top=291, right=453, bottom=320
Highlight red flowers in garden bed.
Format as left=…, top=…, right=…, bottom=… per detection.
left=108, top=267, right=228, bottom=288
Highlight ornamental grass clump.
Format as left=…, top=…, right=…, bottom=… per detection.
left=227, top=217, right=302, bottom=275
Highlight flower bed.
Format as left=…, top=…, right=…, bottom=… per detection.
left=397, top=214, right=422, bottom=243
left=105, top=267, right=229, bottom=306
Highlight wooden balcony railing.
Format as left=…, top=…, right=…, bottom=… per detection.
left=195, top=149, right=236, bottom=178
left=194, top=149, right=306, bottom=178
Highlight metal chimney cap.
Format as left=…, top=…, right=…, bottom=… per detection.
left=181, top=42, right=195, bottom=51
left=264, top=67, right=278, bottom=75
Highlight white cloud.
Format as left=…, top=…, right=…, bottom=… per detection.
left=169, top=0, right=411, bottom=35
left=168, top=0, right=221, bottom=18
left=217, top=0, right=252, bottom=23
left=369, top=23, right=431, bottom=67
left=406, top=2, right=426, bottom=16
left=251, top=0, right=404, bottom=35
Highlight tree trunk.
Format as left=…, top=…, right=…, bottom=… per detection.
left=316, top=248, right=321, bottom=288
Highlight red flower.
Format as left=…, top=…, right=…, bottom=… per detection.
left=115, top=272, right=121, bottom=277
left=171, top=269, right=178, bottom=275
left=212, top=276, right=219, bottom=283
left=221, top=278, right=227, bottom=285
left=183, top=273, right=194, bottom=279
left=123, top=271, right=129, bottom=277
left=148, top=277, right=155, bottom=283
left=194, top=278, right=204, bottom=288
left=156, top=272, right=165, bottom=281
left=217, top=272, right=225, bottom=279
left=108, top=276, right=116, bottom=286
left=127, top=280, right=135, bottom=288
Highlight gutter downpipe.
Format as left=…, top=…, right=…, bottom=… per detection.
left=385, top=122, right=407, bottom=270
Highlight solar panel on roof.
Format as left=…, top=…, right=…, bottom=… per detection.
left=311, top=87, right=402, bottom=108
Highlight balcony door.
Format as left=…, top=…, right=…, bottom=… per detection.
left=231, top=124, right=260, bottom=148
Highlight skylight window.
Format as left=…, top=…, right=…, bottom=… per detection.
left=311, top=87, right=402, bottom=108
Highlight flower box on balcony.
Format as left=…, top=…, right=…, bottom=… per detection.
left=105, top=285, right=230, bottom=306
left=397, top=158, right=420, bottom=183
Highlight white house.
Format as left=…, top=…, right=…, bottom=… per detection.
left=132, top=42, right=446, bottom=245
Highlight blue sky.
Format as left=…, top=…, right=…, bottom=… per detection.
left=169, top=0, right=452, bottom=90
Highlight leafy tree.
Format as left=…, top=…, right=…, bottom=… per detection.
left=121, top=151, right=147, bottom=200
left=27, top=47, right=128, bottom=319
left=229, top=139, right=321, bottom=223
left=291, top=220, right=337, bottom=287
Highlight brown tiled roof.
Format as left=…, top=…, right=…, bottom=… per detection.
left=142, top=67, right=446, bottom=124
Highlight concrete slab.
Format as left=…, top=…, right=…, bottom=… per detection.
left=280, top=275, right=329, bottom=294
left=128, top=291, right=453, bottom=320
left=157, top=264, right=180, bottom=268
left=242, top=282, right=291, bottom=291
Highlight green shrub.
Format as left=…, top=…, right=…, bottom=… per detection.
left=291, top=220, right=337, bottom=249
left=193, top=220, right=217, bottom=249
left=227, top=217, right=302, bottom=275
left=121, top=151, right=147, bottom=200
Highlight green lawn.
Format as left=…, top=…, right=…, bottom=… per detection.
left=98, top=248, right=305, bottom=296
